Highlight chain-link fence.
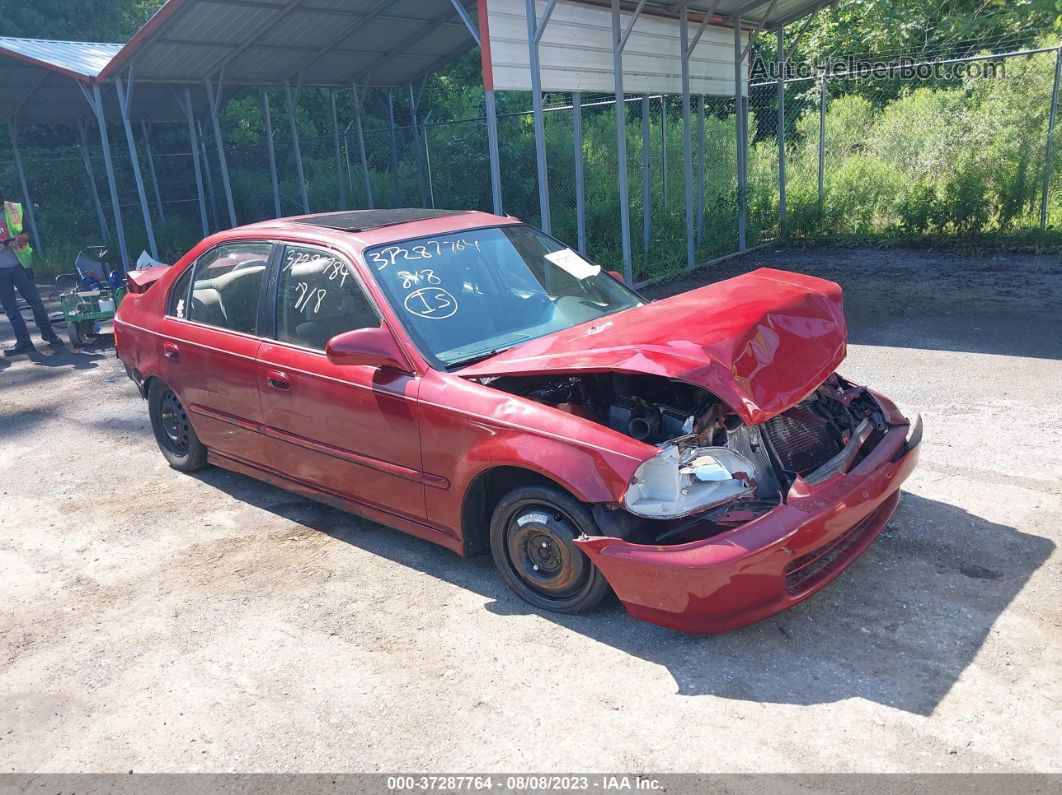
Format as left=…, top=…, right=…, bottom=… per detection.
left=2, top=44, right=1060, bottom=280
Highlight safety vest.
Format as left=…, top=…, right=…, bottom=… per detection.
left=3, top=201, right=33, bottom=268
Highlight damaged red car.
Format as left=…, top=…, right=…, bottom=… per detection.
left=115, top=209, right=921, bottom=634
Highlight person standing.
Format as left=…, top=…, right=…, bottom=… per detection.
left=0, top=187, right=62, bottom=355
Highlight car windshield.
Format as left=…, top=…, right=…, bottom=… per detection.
left=363, top=225, right=643, bottom=368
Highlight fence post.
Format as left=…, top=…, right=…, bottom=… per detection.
left=77, top=119, right=110, bottom=243
left=661, top=98, right=668, bottom=212
left=1041, top=44, right=1062, bottom=230
left=386, top=89, right=400, bottom=207
left=573, top=91, right=586, bottom=254
left=697, top=94, right=705, bottom=245
left=818, top=58, right=827, bottom=209
left=351, top=82, right=373, bottom=209
left=776, top=28, right=787, bottom=237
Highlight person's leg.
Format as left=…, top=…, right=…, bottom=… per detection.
left=0, top=267, right=33, bottom=350
left=11, top=265, right=61, bottom=344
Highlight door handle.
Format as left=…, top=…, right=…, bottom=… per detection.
left=162, top=341, right=180, bottom=360
left=265, top=369, right=291, bottom=390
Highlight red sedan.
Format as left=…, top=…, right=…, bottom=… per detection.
left=115, top=209, right=921, bottom=633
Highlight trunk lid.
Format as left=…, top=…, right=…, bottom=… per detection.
left=457, top=268, right=847, bottom=424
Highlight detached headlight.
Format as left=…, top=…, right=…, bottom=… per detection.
left=624, top=446, right=757, bottom=519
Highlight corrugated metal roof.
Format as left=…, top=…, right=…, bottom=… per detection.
left=0, top=37, right=121, bottom=78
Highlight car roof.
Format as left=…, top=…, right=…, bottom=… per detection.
left=235, top=209, right=518, bottom=250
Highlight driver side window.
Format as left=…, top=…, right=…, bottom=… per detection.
left=276, top=246, right=379, bottom=351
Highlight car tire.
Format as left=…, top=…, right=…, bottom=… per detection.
left=490, top=484, right=611, bottom=614
left=148, top=379, right=208, bottom=472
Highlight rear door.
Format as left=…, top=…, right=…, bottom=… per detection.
left=256, top=243, right=426, bottom=521
left=157, top=241, right=275, bottom=465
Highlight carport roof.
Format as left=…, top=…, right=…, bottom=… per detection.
left=1, top=0, right=834, bottom=124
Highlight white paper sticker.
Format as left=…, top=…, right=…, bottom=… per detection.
left=545, top=248, right=600, bottom=280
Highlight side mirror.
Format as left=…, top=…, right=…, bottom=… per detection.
left=607, top=270, right=624, bottom=282
left=325, top=327, right=414, bottom=373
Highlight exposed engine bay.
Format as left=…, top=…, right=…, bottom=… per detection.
left=480, top=372, right=888, bottom=545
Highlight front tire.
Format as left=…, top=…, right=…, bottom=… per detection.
left=148, top=380, right=208, bottom=471
left=490, top=484, right=611, bottom=614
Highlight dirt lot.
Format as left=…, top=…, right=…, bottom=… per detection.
left=1, top=245, right=1060, bottom=773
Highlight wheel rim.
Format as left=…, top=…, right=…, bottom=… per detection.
left=505, top=503, right=589, bottom=599
left=79, top=320, right=100, bottom=341
left=159, top=389, right=190, bottom=454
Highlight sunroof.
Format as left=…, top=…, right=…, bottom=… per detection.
left=293, top=208, right=469, bottom=233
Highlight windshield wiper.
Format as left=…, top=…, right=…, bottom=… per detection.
left=446, top=346, right=513, bottom=369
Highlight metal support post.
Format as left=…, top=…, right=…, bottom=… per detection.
left=680, top=6, right=695, bottom=268
left=697, top=95, right=705, bottom=244
left=641, top=94, right=651, bottom=262
left=6, top=121, right=42, bottom=253
left=818, top=59, right=827, bottom=208
left=611, top=0, right=635, bottom=281
left=734, top=19, right=747, bottom=251
left=1041, top=44, right=1062, bottom=230
left=175, top=86, right=209, bottom=236
left=573, top=91, right=586, bottom=254
left=259, top=91, right=282, bottom=217
left=526, top=0, right=558, bottom=233
left=141, top=121, right=165, bottom=223
left=79, top=81, right=129, bottom=268
left=284, top=80, right=310, bottom=214
left=352, top=83, right=373, bottom=209
left=115, top=73, right=159, bottom=258
left=77, top=119, right=109, bottom=243
left=776, top=28, right=787, bottom=236
left=409, top=83, right=429, bottom=207
left=331, top=89, right=347, bottom=209
left=204, top=75, right=237, bottom=227
left=198, top=118, right=220, bottom=230
left=386, top=89, right=400, bottom=206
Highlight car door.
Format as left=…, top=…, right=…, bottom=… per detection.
left=157, top=241, right=274, bottom=465
left=256, top=243, right=426, bottom=521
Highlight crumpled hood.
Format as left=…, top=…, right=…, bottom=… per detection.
left=458, top=267, right=847, bottom=424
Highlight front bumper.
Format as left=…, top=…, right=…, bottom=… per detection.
left=576, top=414, right=922, bottom=634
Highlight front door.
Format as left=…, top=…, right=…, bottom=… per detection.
left=157, top=241, right=274, bottom=465
left=256, top=244, right=426, bottom=521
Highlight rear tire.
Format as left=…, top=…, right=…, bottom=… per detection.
left=148, top=380, right=208, bottom=471
left=490, top=484, right=611, bottom=614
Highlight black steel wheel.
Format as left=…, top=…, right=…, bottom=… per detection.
left=490, top=484, right=611, bottom=613
left=148, top=379, right=208, bottom=471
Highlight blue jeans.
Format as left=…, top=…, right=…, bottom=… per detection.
left=0, top=264, right=56, bottom=347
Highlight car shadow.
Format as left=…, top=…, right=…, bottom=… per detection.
left=191, top=468, right=1052, bottom=716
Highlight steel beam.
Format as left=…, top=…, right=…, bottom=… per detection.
left=526, top=0, right=552, bottom=232
left=204, top=75, right=238, bottom=227
left=331, top=89, right=347, bottom=209
left=115, top=73, right=159, bottom=258
left=77, top=119, right=110, bottom=243
left=573, top=91, right=586, bottom=254
left=260, top=90, right=282, bottom=218
left=352, top=82, right=373, bottom=209
left=409, top=83, right=429, bottom=207
left=484, top=90, right=503, bottom=215
left=198, top=118, right=220, bottom=230
left=818, top=60, right=827, bottom=207
left=285, top=80, right=310, bottom=214
left=141, top=121, right=165, bottom=223
left=697, top=95, right=705, bottom=244
left=6, top=121, right=42, bottom=254
left=611, top=0, right=633, bottom=281
left=79, top=81, right=129, bottom=269
left=679, top=6, right=695, bottom=268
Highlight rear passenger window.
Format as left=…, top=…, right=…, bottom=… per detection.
left=277, top=246, right=379, bottom=351
left=188, top=243, right=271, bottom=335
left=167, top=265, right=193, bottom=319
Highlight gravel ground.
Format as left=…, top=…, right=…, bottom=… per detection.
left=0, top=245, right=1059, bottom=773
